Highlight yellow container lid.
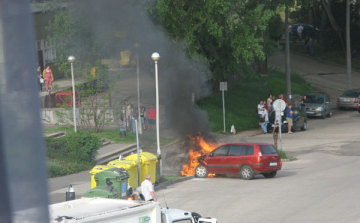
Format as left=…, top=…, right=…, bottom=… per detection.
left=89, top=165, right=111, bottom=175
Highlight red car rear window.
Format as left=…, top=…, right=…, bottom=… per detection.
left=259, top=145, right=278, bottom=154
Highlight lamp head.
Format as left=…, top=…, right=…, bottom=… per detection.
left=67, top=55, right=75, bottom=63
left=151, top=52, right=160, bottom=61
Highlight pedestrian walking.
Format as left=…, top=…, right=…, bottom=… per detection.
left=126, top=103, right=133, bottom=131
left=141, top=174, right=157, bottom=201
left=148, top=104, right=156, bottom=131
left=261, top=109, right=269, bottom=134
left=43, top=65, right=54, bottom=91
left=286, top=104, right=294, bottom=133
left=306, top=36, right=314, bottom=56
left=37, top=65, right=43, bottom=91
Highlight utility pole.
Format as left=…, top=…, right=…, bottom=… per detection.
left=285, top=6, right=292, bottom=100
left=346, top=0, right=352, bottom=89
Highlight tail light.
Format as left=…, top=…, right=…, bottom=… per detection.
left=337, top=98, right=340, bottom=102
left=354, top=99, right=359, bottom=103
left=259, top=152, right=262, bottom=158
left=279, top=160, right=282, bottom=166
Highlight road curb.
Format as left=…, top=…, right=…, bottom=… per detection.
left=281, top=157, right=298, bottom=162
left=155, top=175, right=194, bottom=191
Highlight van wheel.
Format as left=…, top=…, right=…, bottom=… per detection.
left=263, top=171, right=277, bottom=178
left=240, top=165, right=254, bottom=180
left=195, top=165, right=208, bottom=178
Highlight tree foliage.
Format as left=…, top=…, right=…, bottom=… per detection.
left=149, top=0, right=279, bottom=80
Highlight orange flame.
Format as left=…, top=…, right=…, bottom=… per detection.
left=181, top=134, right=219, bottom=177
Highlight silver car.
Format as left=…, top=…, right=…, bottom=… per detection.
left=337, top=89, right=360, bottom=109
left=306, top=92, right=332, bottom=119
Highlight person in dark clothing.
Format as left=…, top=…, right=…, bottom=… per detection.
left=300, top=95, right=307, bottom=118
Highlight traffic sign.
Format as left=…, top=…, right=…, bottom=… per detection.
left=273, top=99, right=286, bottom=112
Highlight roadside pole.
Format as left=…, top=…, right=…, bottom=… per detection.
left=220, top=82, right=227, bottom=132
left=135, top=120, right=141, bottom=187
left=273, top=99, right=286, bottom=151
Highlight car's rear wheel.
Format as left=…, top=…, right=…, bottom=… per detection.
left=240, top=165, right=254, bottom=180
left=195, top=164, right=208, bottom=178
left=301, top=121, right=307, bottom=131
left=263, top=171, right=277, bottom=178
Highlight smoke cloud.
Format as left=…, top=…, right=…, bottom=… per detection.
left=71, top=0, right=213, bottom=139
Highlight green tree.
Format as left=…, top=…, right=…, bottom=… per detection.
left=149, top=0, right=277, bottom=81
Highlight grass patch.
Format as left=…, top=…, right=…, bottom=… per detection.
left=289, top=42, right=360, bottom=70
left=198, top=69, right=314, bottom=133
left=48, top=159, right=94, bottom=178
left=278, top=150, right=291, bottom=159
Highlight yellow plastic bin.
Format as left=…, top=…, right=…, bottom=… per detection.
left=89, top=165, right=111, bottom=189
left=125, top=152, right=158, bottom=184
left=106, top=159, right=139, bottom=189
left=120, top=50, right=132, bottom=66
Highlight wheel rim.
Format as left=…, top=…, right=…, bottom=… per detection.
left=196, top=166, right=207, bottom=177
left=242, top=167, right=251, bottom=178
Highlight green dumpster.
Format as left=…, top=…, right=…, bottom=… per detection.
left=82, top=185, right=118, bottom=199
left=94, top=168, right=129, bottom=199
left=89, top=165, right=111, bottom=189
left=107, top=159, right=139, bottom=189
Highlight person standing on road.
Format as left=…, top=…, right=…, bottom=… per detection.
left=43, top=65, right=54, bottom=91
left=257, top=101, right=265, bottom=126
left=261, top=108, right=269, bottom=134
left=267, top=94, right=273, bottom=113
left=148, top=104, right=156, bottom=131
left=141, top=174, right=157, bottom=201
left=306, top=36, right=314, bottom=56
left=37, top=65, right=43, bottom=91
left=286, top=104, right=294, bottom=134
left=273, top=119, right=279, bottom=150
left=140, top=103, right=147, bottom=131
left=301, top=95, right=307, bottom=117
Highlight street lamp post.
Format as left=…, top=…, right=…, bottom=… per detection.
left=67, top=55, right=77, bottom=132
left=151, top=52, right=162, bottom=176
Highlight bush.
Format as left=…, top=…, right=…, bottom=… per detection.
left=47, top=159, right=94, bottom=178
left=46, top=130, right=102, bottom=163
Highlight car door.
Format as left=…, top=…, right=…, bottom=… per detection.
left=225, top=145, right=254, bottom=174
left=205, top=145, right=230, bottom=174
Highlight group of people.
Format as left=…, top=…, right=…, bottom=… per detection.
left=288, top=22, right=314, bottom=56
left=37, top=65, right=54, bottom=92
left=122, top=101, right=157, bottom=132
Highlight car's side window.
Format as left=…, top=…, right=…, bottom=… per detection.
left=212, top=146, right=229, bottom=157
left=228, top=145, right=254, bottom=156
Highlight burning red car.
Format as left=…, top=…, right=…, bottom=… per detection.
left=194, top=143, right=282, bottom=180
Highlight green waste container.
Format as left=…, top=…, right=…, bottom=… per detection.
left=125, top=152, right=158, bottom=184
left=89, top=165, right=111, bottom=189
left=107, top=159, right=139, bottom=189
left=94, top=168, right=129, bottom=198
left=82, top=185, right=119, bottom=199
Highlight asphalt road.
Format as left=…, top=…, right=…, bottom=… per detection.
left=155, top=110, right=360, bottom=222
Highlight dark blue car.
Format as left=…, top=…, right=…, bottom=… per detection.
left=291, top=24, right=320, bottom=39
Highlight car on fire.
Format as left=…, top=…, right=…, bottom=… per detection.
left=195, top=143, right=282, bottom=180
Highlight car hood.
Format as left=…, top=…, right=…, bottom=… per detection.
left=306, top=103, right=324, bottom=108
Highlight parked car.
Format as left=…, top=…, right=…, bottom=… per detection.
left=337, top=89, right=360, bottom=109
left=267, top=107, right=307, bottom=132
left=291, top=24, right=320, bottom=39
left=195, top=143, right=282, bottom=180
left=358, top=103, right=360, bottom=113
left=305, top=92, right=332, bottom=119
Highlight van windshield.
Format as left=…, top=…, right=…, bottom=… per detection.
left=259, top=145, right=278, bottom=154
left=306, top=95, right=324, bottom=103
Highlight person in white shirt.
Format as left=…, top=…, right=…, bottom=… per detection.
left=141, top=174, right=157, bottom=201
left=297, top=23, right=304, bottom=40
left=261, top=109, right=269, bottom=134
left=257, top=101, right=265, bottom=126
